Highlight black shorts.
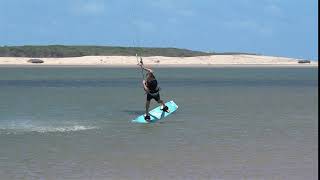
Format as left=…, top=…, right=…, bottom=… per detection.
left=147, top=92, right=160, bottom=101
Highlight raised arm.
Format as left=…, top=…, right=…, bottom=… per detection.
left=139, top=64, right=153, bottom=73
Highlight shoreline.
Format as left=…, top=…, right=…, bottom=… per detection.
left=0, top=55, right=318, bottom=68
left=0, top=64, right=317, bottom=68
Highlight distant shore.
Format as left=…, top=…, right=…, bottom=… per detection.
left=0, top=55, right=318, bottom=67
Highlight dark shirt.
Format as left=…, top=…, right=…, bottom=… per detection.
left=147, top=79, right=158, bottom=93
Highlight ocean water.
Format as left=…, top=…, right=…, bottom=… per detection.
left=0, top=67, right=318, bottom=180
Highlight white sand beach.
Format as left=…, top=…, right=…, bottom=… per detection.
left=0, top=55, right=318, bottom=67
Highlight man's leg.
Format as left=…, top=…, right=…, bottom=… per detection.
left=145, top=100, right=151, bottom=121
left=145, top=100, right=151, bottom=116
left=157, top=99, right=166, bottom=107
left=157, top=99, right=169, bottom=112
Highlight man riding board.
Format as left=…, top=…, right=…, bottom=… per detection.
left=138, top=63, right=169, bottom=122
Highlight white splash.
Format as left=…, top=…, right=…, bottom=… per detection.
left=0, top=123, right=98, bottom=134
left=30, top=125, right=98, bottom=133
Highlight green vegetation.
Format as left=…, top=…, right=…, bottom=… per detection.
left=0, top=45, right=257, bottom=57
left=0, top=45, right=214, bottom=58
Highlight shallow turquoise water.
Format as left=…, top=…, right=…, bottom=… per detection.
left=0, top=67, right=318, bottom=179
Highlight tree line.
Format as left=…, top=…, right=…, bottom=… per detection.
left=0, top=45, right=216, bottom=57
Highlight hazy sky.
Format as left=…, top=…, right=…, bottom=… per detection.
left=0, top=0, right=318, bottom=60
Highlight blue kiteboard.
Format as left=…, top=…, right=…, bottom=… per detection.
left=131, top=100, right=178, bottom=123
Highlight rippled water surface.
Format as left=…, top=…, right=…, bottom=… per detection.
left=0, top=67, right=318, bottom=179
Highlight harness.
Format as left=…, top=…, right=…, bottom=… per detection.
left=148, top=88, right=160, bottom=96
